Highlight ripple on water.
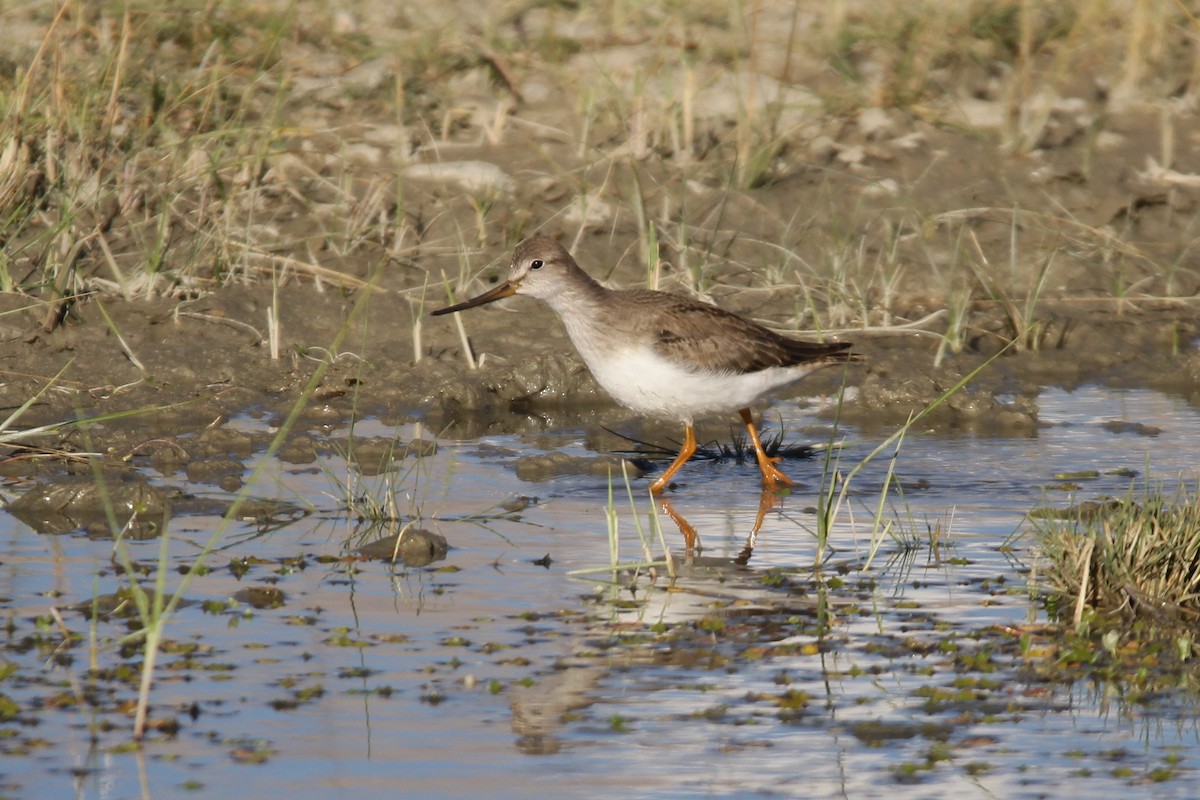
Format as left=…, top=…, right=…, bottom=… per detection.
left=0, top=386, right=1199, bottom=798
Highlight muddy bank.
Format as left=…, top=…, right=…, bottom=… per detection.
left=3, top=0, right=1200, bottom=477
left=2, top=271, right=1198, bottom=487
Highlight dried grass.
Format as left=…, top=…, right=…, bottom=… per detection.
left=1035, top=487, right=1200, bottom=627
left=0, top=0, right=1196, bottom=337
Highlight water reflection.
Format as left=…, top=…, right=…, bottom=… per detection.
left=4, top=387, right=1200, bottom=798
left=657, top=489, right=784, bottom=565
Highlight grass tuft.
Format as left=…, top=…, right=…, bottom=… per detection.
left=1034, top=486, right=1200, bottom=630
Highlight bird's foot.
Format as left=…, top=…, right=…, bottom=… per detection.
left=757, top=456, right=794, bottom=490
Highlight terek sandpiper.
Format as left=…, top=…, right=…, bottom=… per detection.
left=432, top=235, right=855, bottom=493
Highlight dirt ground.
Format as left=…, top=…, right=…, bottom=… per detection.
left=2, top=2, right=1199, bottom=478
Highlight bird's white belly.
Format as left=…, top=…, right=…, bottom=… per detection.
left=579, top=346, right=814, bottom=422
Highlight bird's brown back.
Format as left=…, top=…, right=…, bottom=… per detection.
left=604, top=288, right=853, bottom=375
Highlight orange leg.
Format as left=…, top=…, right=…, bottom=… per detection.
left=649, top=423, right=697, bottom=494
left=739, top=408, right=794, bottom=489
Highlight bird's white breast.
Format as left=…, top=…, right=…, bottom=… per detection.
left=569, top=337, right=820, bottom=423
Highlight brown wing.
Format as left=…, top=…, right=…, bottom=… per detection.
left=624, top=290, right=853, bottom=374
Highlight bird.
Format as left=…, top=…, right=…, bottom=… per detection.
left=431, top=235, right=855, bottom=493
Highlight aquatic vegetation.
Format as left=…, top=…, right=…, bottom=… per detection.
left=1033, top=486, right=1200, bottom=631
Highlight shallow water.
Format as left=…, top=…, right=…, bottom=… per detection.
left=2, top=386, right=1200, bottom=798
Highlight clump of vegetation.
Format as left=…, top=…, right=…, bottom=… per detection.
left=1034, top=488, right=1200, bottom=629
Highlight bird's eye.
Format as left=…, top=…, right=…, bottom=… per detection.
left=530, top=259, right=543, bottom=270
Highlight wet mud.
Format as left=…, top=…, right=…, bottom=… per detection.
left=3, top=286, right=1197, bottom=487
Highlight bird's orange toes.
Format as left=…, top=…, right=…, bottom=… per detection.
left=757, top=457, right=794, bottom=488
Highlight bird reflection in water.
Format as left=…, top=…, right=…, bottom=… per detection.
left=655, top=488, right=784, bottom=566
